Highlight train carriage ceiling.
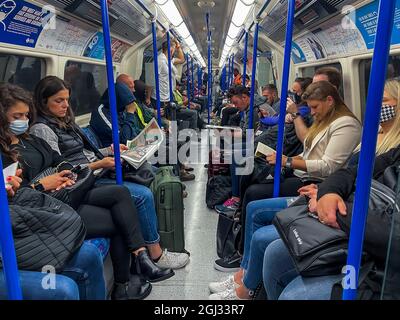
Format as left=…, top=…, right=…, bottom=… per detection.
left=174, top=0, right=237, bottom=67
left=44, top=0, right=152, bottom=43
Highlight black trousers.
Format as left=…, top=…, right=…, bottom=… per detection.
left=237, top=174, right=306, bottom=254
left=77, top=185, right=145, bottom=283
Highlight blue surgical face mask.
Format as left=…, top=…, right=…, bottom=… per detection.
left=9, top=119, right=29, bottom=136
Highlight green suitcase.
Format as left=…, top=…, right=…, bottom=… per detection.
left=150, top=166, right=186, bottom=253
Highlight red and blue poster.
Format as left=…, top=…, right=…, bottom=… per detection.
left=0, top=0, right=54, bottom=48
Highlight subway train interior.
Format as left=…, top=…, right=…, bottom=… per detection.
left=0, top=0, right=399, bottom=302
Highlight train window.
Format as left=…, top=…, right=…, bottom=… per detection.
left=0, top=53, right=46, bottom=93
left=64, top=61, right=107, bottom=117
left=359, top=55, right=400, bottom=121
left=300, top=62, right=344, bottom=97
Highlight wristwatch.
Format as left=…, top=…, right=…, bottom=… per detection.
left=291, top=112, right=301, bottom=120
left=285, top=157, right=293, bottom=169
left=33, top=180, right=45, bottom=192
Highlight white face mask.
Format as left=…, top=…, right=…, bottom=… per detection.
left=380, top=105, right=396, bottom=123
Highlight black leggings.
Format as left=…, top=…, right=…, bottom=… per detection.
left=238, top=174, right=305, bottom=254
left=77, top=185, right=145, bottom=283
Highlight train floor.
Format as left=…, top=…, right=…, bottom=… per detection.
left=146, top=134, right=230, bottom=300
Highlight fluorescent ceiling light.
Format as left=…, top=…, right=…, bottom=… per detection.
left=227, top=23, right=241, bottom=39
left=232, top=0, right=253, bottom=26
left=155, top=0, right=183, bottom=26
left=155, top=0, right=206, bottom=69
left=175, top=23, right=190, bottom=39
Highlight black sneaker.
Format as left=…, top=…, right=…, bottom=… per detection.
left=214, top=251, right=242, bottom=272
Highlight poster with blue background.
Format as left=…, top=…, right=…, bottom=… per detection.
left=83, top=31, right=105, bottom=60
left=0, top=0, right=54, bottom=48
left=351, top=0, right=400, bottom=49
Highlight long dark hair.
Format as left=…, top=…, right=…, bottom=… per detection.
left=33, top=76, right=74, bottom=128
left=0, top=83, right=35, bottom=161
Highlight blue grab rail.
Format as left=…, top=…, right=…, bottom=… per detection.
left=248, top=23, right=259, bottom=130
left=0, top=155, right=22, bottom=300
left=100, top=0, right=123, bottom=185
left=343, top=0, right=396, bottom=300
left=207, top=14, right=212, bottom=124
left=151, top=21, right=162, bottom=127
left=191, top=59, right=195, bottom=100
left=187, top=53, right=191, bottom=109
left=242, top=31, right=249, bottom=87
left=273, top=0, right=295, bottom=197
left=167, top=31, right=174, bottom=103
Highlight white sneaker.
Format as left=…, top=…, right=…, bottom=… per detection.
left=208, top=275, right=240, bottom=293
left=155, top=250, right=190, bottom=270
left=209, top=288, right=243, bottom=300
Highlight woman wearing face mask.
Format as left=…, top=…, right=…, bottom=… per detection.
left=0, top=83, right=176, bottom=300
left=30, top=76, right=189, bottom=270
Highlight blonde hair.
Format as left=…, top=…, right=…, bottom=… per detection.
left=302, top=81, right=358, bottom=149
left=376, top=79, right=400, bottom=155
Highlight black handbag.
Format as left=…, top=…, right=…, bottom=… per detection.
left=216, top=211, right=241, bottom=259
left=206, top=175, right=232, bottom=209
left=30, top=164, right=96, bottom=209
left=107, top=161, right=155, bottom=188
left=273, top=168, right=400, bottom=277
left=273, top=203, right=349, bottom=277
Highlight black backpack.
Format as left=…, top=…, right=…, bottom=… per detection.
left=206, top=175, right=232, bottom=209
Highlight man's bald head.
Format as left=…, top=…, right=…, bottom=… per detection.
left=116, top=74, right=135, bottom=92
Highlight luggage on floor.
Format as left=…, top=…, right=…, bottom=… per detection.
left=150, top=166, right=187, bottom=253
left=208, top=150, right=230, bottom=177
left=206, top=175, right=232, bottom=209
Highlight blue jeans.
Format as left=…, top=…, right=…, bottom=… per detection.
left=241, top=197, right=295, bottom=270
left=262, top=239, right=341, bottom=300
left=96, top=179, right=160, bottom=244
left=0, top=242, right=105, bottom=300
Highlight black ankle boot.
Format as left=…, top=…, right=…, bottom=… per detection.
left=111, top=275, right=152, bottom=300
left=135, top=250, right=174, bottom=283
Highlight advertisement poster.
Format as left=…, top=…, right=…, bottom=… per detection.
left=36, top=18, right=95, bottom=56
left=291, top=41, right=307, bottom=63
left=351, top=0, right=400, bottom=49
left=0, top=0, right=54, bottom=48
left=112, top=39, right=130, bottom=63
left=83, top=31, right=105, bottom=60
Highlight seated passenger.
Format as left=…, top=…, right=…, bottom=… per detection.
left=211, top=78, right=400, bottom=300
left=262, top=84, right=280, bottom=114
left=211, top=81, right=362, bottom=289
left=30, top=76, right=190, bottom=270
left=1, top=167, right=105, bottom=300
left=90, top=82, right=146, bottom=147
left=0, top=83, right=174, bottom=300
left=263, top=142, right=400, bottom=300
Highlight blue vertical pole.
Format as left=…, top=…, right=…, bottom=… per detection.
left=186, top=53, right=191, bottom=109
left=167, top=31, right=174, bottom=103
left=248, top=23, right=259, bottom=130
left=273, top=0, right=295, bottom=197
left=343, top=0, right=396, bottom=300
left=242, top=31, right=249, bottom=87
left=229, top=54, right=235, bottom=86
left=100, top=0, right=122, bottom=185
left=191, top=59, right=195, bottom=100
left=152, top=21, right=162, bottom=126
left=197, top=65, right=202, bottom=98
left=0, top=155, right=22, bottom=300
left=207, top=33, right=212, bottom=124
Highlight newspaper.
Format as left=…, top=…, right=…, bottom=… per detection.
left=121, top=118, right=165, bottom=169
